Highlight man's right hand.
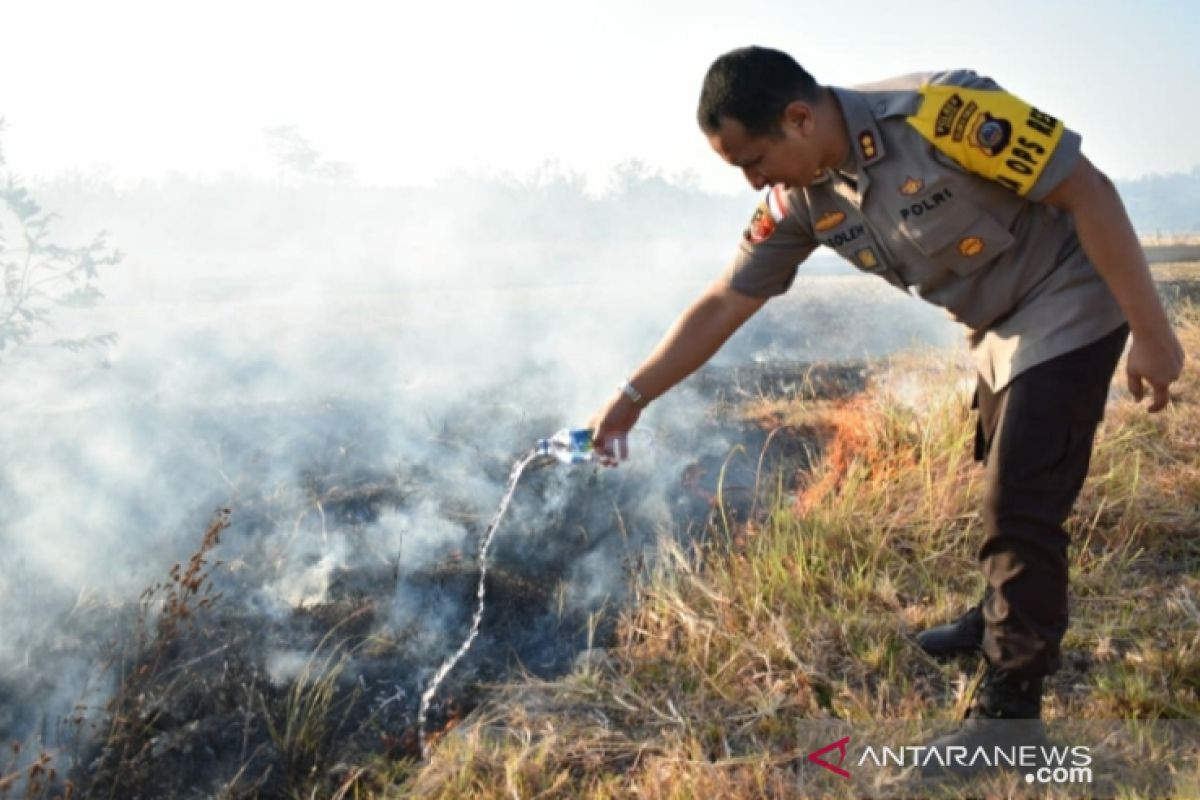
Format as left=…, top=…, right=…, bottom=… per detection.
left=588, top=392, right=642, bottom=466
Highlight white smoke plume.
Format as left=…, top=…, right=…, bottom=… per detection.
left=0, top=164, right=957, bottom=788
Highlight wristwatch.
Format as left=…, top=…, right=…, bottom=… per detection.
left=619, top=380, right=648, bottom=409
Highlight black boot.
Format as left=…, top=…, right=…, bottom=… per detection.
left=920, top=667, right=1048, bottom=781
left=914, top=603, right=984, bottom=658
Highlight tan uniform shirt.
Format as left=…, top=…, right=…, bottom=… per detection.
left=725, top=70, right=1127, bottom=390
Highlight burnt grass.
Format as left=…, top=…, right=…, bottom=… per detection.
left=20, top=263, right=1198, bottom=797
left=30, top=362, right=864, bottom=799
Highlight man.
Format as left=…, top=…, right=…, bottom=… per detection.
left=588, top=46, right=1185, bottom=775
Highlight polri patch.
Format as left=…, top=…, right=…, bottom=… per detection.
left=746, top=203, right=776, bottom=244
left=743, top=186, right=789, bottom=244
left=899, top=177, right=924, bottom=196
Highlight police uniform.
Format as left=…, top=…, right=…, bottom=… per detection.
left=726, top=70, right=1130, bottom=677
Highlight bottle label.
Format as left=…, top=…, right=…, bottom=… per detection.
left=569, top=428, right=593, bottom=454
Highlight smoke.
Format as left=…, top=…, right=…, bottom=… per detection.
left=0, top=165, right=957, bottom=785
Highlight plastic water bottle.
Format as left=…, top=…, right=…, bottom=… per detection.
left=536, top=428, right=595, bottom=464
left=536, top=428, right=655, bottom=465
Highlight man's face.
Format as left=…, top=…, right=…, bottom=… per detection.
left=707, top=106, right=823, bottom=192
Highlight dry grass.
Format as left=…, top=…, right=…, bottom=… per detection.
left=1, top=513, right=232, bottom=800
left=259, top=611, right=372, bottom=797
left=82, top=510, right=231, bottom=799
left=10, top=308, right=1196, bottom=798
left=0, top=748, right=68, bottom=800
left=385, top=306, right=1200, bottom=798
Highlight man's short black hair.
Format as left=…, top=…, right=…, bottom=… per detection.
left=697, top=46, right=820, bottom=138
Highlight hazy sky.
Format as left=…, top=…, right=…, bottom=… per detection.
left=2, top=0, right=1198, bottom=193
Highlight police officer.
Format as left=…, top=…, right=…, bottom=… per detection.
left=587, top=46, right=1185, bottom=773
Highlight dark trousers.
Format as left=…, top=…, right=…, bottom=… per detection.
left=974, top=324, right=1129, bottom=677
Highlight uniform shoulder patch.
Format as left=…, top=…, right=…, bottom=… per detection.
left=905, top=83, right=1065, bottom=196
left=743, top=185, right=790, bottom=244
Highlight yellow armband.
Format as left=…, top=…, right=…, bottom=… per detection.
left=906, top=84, right=1065, bottom=196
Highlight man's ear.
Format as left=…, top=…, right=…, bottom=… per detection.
left=782, top=100, right=816, bottom=136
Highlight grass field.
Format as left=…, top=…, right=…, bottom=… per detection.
left=4, top=274, right=1197, bottom=800
left=383, top=293, right=1200, bottom=798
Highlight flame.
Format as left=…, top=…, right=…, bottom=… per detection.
left=422, top=700, right=464, bottom=753
left=794, top=396, right=912, bottom=514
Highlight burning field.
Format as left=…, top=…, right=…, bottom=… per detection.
left=2, top=266, right=1198, bottom=798
left=0, top=354, right=857, bottom=797
left=0, top=261, right=902, bottom=798
left=398, top=286, right=1200, bottom=800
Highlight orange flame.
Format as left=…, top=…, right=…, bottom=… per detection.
left=794, top=396, right=912, bottom=514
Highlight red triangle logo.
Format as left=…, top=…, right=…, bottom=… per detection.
left=807, top=735, right=851, bottom=779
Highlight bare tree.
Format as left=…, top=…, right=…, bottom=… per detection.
left=0, top=120, right=121, bottom=357
left=265, top=125, right=353, bottom=186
